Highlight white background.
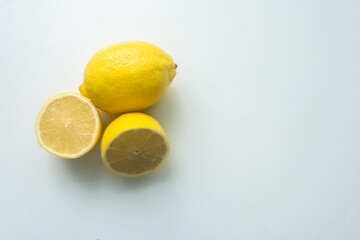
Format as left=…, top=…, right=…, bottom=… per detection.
left=1, top=0, right=360, bottom=239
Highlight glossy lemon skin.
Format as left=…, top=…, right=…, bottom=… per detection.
left=81, top=41, right=176, bottom=113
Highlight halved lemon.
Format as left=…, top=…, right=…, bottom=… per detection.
left=101, top=112, right=170, bottom=177
left=35, top=92, right=102, bottom=159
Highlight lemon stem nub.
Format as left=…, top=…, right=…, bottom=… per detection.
left=175, top=63, right=178, bottom=69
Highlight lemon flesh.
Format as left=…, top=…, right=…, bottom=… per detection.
left=35, top=92, right=102, bottom=159
left=82, top=41, right=176, bottom=114
left=101, top=113, right=170, bottom=177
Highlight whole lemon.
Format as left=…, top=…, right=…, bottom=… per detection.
left=80, top=41, right=177, bottom=113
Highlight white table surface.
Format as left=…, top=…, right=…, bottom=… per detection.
left=1, top=0, right=360, bottom=239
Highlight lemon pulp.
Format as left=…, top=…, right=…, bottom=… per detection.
left=35, top=92, right=102, bottom=158
left=101, top=113, right=169, bottom=177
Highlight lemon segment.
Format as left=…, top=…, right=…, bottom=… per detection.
left=35, top=92, right=102, bottom=159
left=101, top=113, right=170, bottom=177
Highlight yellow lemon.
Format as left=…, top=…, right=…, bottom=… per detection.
left=35, top=92, right=102, bottom=159
left=79, top=84, right=89, bottom=98
left=101, top=112, right=170, bottom=177
left=80, top=40, right=177, bottom=113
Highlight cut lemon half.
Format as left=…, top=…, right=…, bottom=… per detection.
left=101, top=113, right=170, bottom=177
left=35, top=92, right=102, bottom=159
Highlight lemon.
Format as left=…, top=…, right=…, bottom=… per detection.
left=35, top=92, right=102, bottom=159
left=79, top=84, right=89, bottom=98
left=101, top=112, right=170, bottom=177
left=80, top=40, right=177, bottom=113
